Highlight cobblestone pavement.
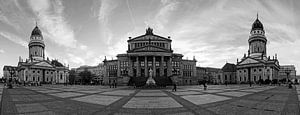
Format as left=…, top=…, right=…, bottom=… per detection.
left=1, top=84, right=299, bottom=115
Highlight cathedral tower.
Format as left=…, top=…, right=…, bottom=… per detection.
left=29, top=23, right=45, bottom=61
left=248, top=14, right=267, bottom=59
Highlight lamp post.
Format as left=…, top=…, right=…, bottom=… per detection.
left=7, top=67, right=16, bottom=89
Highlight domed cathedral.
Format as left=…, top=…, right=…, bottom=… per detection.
left=103, top=27, right=197, bottom=86
left=29, top=24, right=45, bottom=61
left=4, top=23, right=70, bottom=84
left=236, top=15, right=280, bottom=84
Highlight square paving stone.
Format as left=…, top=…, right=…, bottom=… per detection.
left=165, top=112, right=195, bottom=115
left=135, top=91, right=167, bottom=96
left=72, top=94, right=121, bottom=105
left=18, top=111, right=56, bottom=115
left=11, top=95, right=32, bottom=102
left=182, top=94, right=231, bottom=105
left=208, top=104, right=244, bottom=115
left=171, top=91, right=202, bottom=96
left=255, top=102, right=285, bottom=112
left=123, top=97, right=183, bottom=108
left=50, top=92, right=84, bottom=98
left=101, top=90, right=135, bottom=96
left=29, top=94, right=53, bottom=101
left=76, top=90, right=104, bottom=94
left=240, top=89, right=263, bottom=92
left=36, top=90, right=62, bottom=94
left=243, top=109, right=280, bottom=115
left=217, top=91, right=251, bottom=97
left=201, top=90, right=224, bottom=93
left=16, top=103, right=48, bottom=113
left=230, top=99, right=259, bottom=107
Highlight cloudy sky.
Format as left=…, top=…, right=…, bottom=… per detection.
left=0, top=0, right=299, bottom=76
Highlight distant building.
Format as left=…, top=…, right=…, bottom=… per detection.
left=103, top=28, right=197, bottom=86
left=221, top=63, right=237, bottom=84
left=236, top=15, right=280, bottom=84
left=296, top=75, right=300, bottom=83
left=196, top=67, right=222, bottom=84
left=2, top=24, right=69, bottom=84
left=74, top=63, right=105, bottom=84
left=279, top=65, right=296, bottom=82
left=2, top=66, right=18, bottom=82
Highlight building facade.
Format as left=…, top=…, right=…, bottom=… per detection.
left=2, top=24, right=69, bottom=84
left=279, top=65, right=296, bottom=82
left=221, top=63, right=237, bottom=84
left=236, top=16, right=280, bottom=84
left=103, top=28, right=197, bottom=86
left=74, top=63, right=105, bottom=84
left=196, top=67, right=222, bottom=84
left=2, top=66, right=18, bottom=82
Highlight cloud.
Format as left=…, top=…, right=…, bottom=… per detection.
left=28, top=0, right=77, bottom=48
left=0, top=31, right=27, bottom=47
left=97, top=0, right=118, bottom=45
left=0, top=49, right=4, bottom=54
left=147, top=0, right=180, bottom=31
left=67, top=53, right=85, bottom=65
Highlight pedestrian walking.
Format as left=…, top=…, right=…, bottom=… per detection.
left=172, top=83, right=177, bottom=92
left=203, top=83, right=207, bottom=90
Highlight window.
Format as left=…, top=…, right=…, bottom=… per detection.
left=225, top=75, right=227, bottom=80
left=141, top=61, right=145, bottom=67
left=46, top=71, right=49, bottom=74
left=33, top=77, right=35, bottom=81
left=37, top=71, right=40, bottom=73
left=244, top=70, right=246, bottom=72
left=60, top=74, right=63, bottom=79
left=155, top=61, right=159, bottom=66
left=259, top=69, right=262, bottom=71
left=254, top=69, right=256, bottom=72
left=33, top=71, right=35, bottom=73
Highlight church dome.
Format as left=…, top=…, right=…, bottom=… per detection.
left=251, top=18, right=264, bottom=32
left=31, top=26, right=42, bottom=36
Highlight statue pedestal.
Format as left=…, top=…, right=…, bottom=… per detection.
left=146, top=76, right=156, bottom=85
left=146, top=68, right=156, bottom=86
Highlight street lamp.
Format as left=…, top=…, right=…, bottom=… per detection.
left=7, top=67, right=16, bottom=88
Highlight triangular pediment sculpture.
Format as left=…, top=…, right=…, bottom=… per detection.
left=239, top=58, right=260, bottom=65
left=34, top=61, right=54, bottom=67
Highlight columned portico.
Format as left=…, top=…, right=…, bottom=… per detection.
left=104, top=27, right=197, bottom=86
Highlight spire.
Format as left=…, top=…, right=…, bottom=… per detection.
left=257, top=12, right=258, bottom=19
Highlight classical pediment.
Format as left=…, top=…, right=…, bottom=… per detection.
left=238, top=58, right=260, bottom=65
left=129, top=34, right=171, bottom=42
left=132, top=45, right=170, bottom=52
left=33, top=61, right=54, bottom=67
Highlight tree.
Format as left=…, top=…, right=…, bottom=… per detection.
left=79, top=69, right=92, bottom=85
left=69, top=69, right=76, bottom=85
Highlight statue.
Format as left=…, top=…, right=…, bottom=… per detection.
left=145, top=27, right=154, bottom=35
left=146, top=68, right=156, bottom=85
